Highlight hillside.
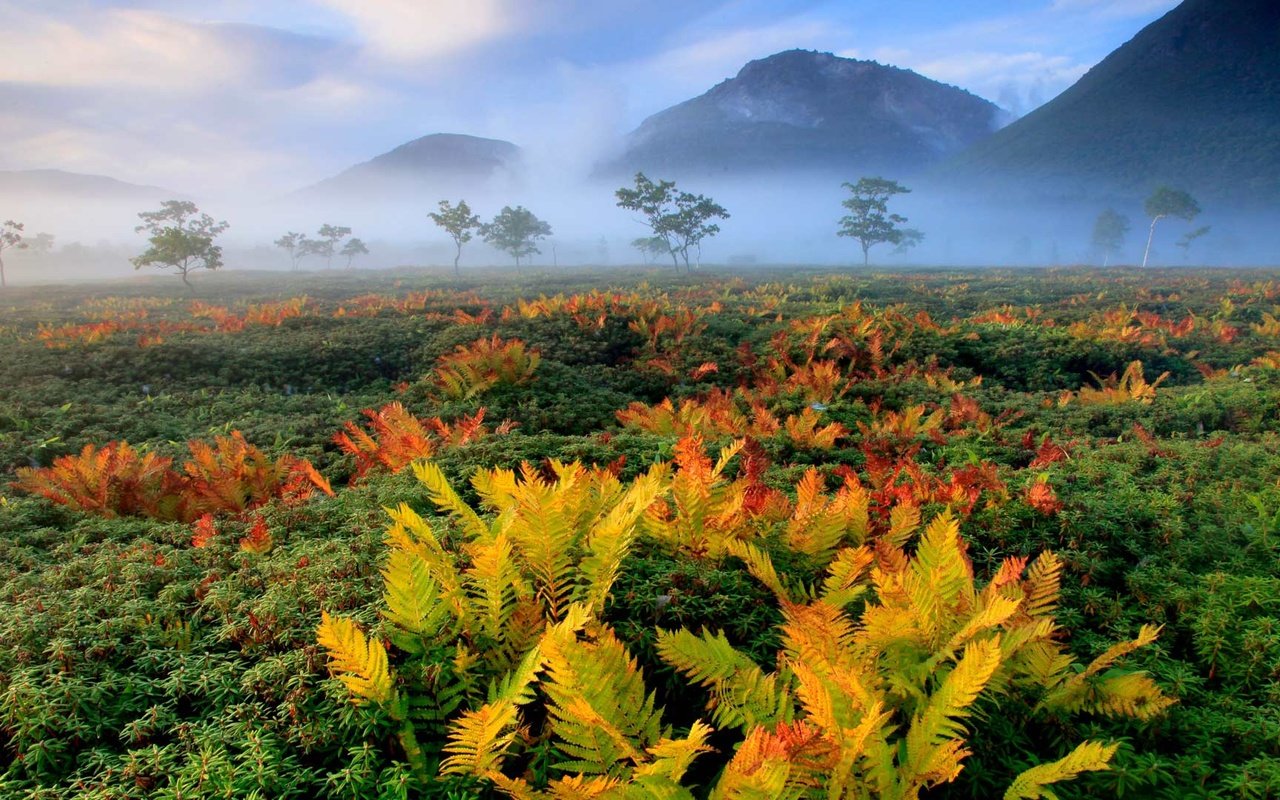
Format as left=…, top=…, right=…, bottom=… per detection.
left=939, top=0, right=1280, bottom=206
left=601, top=49, right=1006, bottom=178
left=300, top=133, right=522, bottom=198
left=0, top=169, right=174, bottom=201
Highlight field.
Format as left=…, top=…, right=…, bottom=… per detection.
left=2, top=266, right=1279, bottom=799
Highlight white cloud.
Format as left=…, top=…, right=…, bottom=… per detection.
left=315, top=0, right=521, bottom=61
left=0, top=7, right=250, bottom=90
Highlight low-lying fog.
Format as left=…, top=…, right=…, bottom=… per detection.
left=4, top=166, right=1276, bottom=286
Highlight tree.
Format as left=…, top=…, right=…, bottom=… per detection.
left=837, top=177, right=922, bottom=266
left=313, top=224, right=352, bottom=269
left=1091, top=209, right=1129, bottom=267
left=1176, top=225, right=1212, bottom=261
left=274, top=232, right=307, bottom=271
left=132, top=201, right=229, bottom=289
left=428, top=199, right=482, bottom=276
left=615, top=173, right=728, bottom=272
left=631, top=235, right=668, bottom=265
left=480, top=206, right=551, bottom=269
left=0, top=220, right=28, bottom=288
left=1142, top=186, right=1200, bottom=267
left=340, top=237, right=369, bottom=269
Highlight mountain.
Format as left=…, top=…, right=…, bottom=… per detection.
left=0, top=169, right=174, bottom=201
left=301, top=133, right=522, bottom=198
left=601, top=50, right=1007, bottom=179
left=938, top=0, right=1280, bottom=207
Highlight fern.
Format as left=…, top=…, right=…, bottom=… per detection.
left=316, top=611, right=395, bottom=707
left=1003, top=740, right=1118, bottom=800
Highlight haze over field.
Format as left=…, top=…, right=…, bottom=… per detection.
left=1, top=0, right=1277, bottom=281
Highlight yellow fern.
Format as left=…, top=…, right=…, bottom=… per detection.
left=316, top=611, right=395, bottom=706
left=1003, top=740, right=1118, bottom=800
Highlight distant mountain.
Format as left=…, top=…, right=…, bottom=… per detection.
left=301, top=133, right=522, bottom=198
left=0, top=169, right=174, bottom=201
left=601, top=50, right=1007, bottom=179
left=938, top=0, right=1280, bottom=207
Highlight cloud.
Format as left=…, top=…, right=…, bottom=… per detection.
left=315, top=0, right=522, bottom=61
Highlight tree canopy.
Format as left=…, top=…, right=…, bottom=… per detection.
left=1142, top=186, right=1201, bottom=267
left=615, top=172, right=729, bottom=272
left=429, top=200, right=482, bottom=276
left=132, top=201, right=229, bottom=288
left=481, top=206, right=551, bottom=269
left=837, top=177, right=923, bottom=266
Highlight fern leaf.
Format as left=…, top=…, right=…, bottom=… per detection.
left=382, top=547, right=449, bottom=638
left=725, top=540, right=791, bottom=604
left=1023, top=552, right=1063, bottom=618
left=1003, top=740, right=1118, bottom=800
left=412, top=460, right=491, bottom=541
left=904, top=636, right=1003, bottom=787
left=441, top=700, right=521, bottom=777
left=316, top=611, right=395, bottom=706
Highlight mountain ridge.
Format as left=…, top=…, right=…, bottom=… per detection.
left=299, top=133, right=522, bottom=198
left=936, top=0, right=1280, bottom=207
left=601, top=49, right=1008, bottom=178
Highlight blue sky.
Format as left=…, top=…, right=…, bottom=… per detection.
left=0, top=0, right=1181, bottom=193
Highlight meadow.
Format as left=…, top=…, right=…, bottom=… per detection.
left=1, top=266, right=1278, bottom=799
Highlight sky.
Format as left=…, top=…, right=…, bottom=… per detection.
left=0, top=0, right=1183, bottom=195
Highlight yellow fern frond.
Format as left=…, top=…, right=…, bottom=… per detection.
left=657, top=628, right=789, bottom=729
left=413, top=460, right=491, bottom=541
left=886, top=502, right=921, bottom=547
left=1023, top=552, right=1062, bottom=618
left=634, top=720, right=716, bottom=781
left=577, top=467, right=667, bottom=615
left=820, top=546, right=875, bottom=607
left=904, top=637, right=1003, bottom=787
left=726, top=539, right=791, bottom=604
left=316, top=611, right=395, bottom=706
left=441, top=701, right=521, bottom=777
left=382, top=548, right=449, bottom=638
left=1003, top=740, right=1118, bottom=800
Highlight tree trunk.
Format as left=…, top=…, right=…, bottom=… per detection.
left=453, top=242, right=462, bottom=277
left=1142, top=216, right=1162, bottom=268
left=0, top=254, right=6, bottom=288
left=863, top=242, right=870, bottom=267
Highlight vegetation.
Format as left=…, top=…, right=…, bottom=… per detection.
left=1141, top=187, right=1201, bottom=267
left=481, top=206, right=552, bottom=269
left=131, top=201, right=230, bottom=288
left=428, top=200, right=483, bottom=276
left=838, top=178, right=923, bottom=266
left=3, top=267, right=1280, bottom=798
left=615, top=172, right=730, bottom=272
left=1090, top=209, right=1129, bottom=267
left=0, top=220, right=27, bottom=289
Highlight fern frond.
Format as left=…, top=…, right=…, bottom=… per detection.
left=440, top=700, right=522, bottom=777
left=656, top=628, right=790, bottom=730
left=1023, top=552, right=1063, bottom=618
left=820, top=546, right=875, bottom=607
left=1003, top=740, right=1118, bottom=800
left=634, top=720, right=716, bottom=782
left=725, top=539, right=791, bottom=604
left=541, top=622, right=664, bottom=775
left=316, top=611, right=395, bottom=706
left=903, top=636, right=1003, bottom=788
left=382, top=547, right=450, bottom=639
left=578, top=468, right=667, bottom=615
left=413, top=460, right=491, bottom=541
